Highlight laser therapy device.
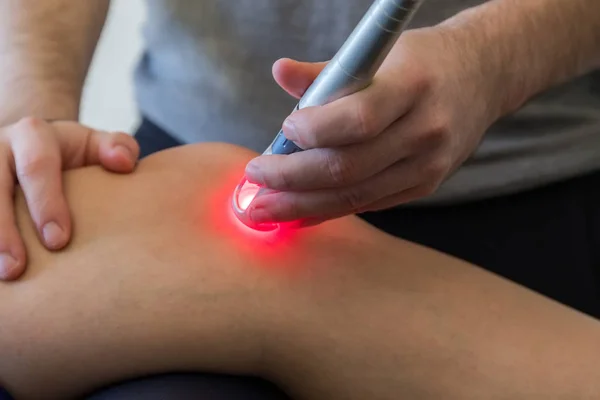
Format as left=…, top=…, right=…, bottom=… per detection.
left=232, top=0, right=425, bottom=231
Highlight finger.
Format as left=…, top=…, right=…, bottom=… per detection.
left=9, top=118, right=70, bottom=250
left=272, top=58, right=328, bottom=99
left=245, top=110, right=425, bottom=191
left=0, top=149, right=26, bottom=280
left=245, top=146, right=389, bottom=191
left=52, top=121, right=140, bottom=171
left=281, top=74, right=419, bottom=149
left=247, top=158, right=424, bottom=223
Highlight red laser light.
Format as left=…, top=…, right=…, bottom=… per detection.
left=231, top=177, right=277, bottom=232
left=199, top=168, right=305, bottom=272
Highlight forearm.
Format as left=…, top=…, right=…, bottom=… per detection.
left=0, top=0, right=110, bottom=125
left=439, top=0, right=600, bottom=116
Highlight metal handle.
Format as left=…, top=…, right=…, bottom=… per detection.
left=265, top=0, right=424, bottom=156
left=335, top=0, right=423, bottom=82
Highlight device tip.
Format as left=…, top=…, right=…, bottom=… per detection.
left=231, top=177, right=277, bottom=232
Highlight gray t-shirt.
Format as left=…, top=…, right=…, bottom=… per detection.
left=134, top=0, right=600, bottom=205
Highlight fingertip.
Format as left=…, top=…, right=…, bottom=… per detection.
left=272, top=58, right=317, bottom=99
left=0, top=252, right=25, bottom=281
left=245, top=158, right=264, bottom=185
left=41, top=221, right=70, bottom=250
left=108, top=145, right=137, bottom=171
left=271, top=58, right=285, bottom=75
left=247, top=193, right=278, bottom=224
left=272, top=57, right=295, bottom=74
left=122, top=132, right=141, bottom=159
left=249, top=191, right=302, bottom=223
left=102, top=133, right=140, bottom=173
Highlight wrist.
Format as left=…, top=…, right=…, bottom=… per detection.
left=0, top=69, right=82, bottom=126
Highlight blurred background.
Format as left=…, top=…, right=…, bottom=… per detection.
left=80, top=0, right=146, bottom=134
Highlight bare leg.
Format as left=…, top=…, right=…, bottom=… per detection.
left=1, top=143, right=599, bottom=399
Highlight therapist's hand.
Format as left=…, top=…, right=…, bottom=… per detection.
left=0, top=118, right=139, bottom=280
left=244, top=28, right=503, bottom=225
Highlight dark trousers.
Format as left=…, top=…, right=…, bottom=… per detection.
left=4, top=118, right=598, bottom=400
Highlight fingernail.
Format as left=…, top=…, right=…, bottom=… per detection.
left=249, top=207, right=272, bottom=224
left=0, top=253, right=19, bottom=280
left=245, top=161, right=264, bottom=185
left=42, top=221, right=66, bottom=249
left=283, top=118, right=298, bottom=142
left=114, top=144, right=133, bottom=159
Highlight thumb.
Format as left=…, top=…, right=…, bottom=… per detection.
left=272, top=58, right=328, bottom=99
left=52, top=121, right=140, bottom=172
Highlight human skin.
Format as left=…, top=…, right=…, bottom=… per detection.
left=0, top=0, right=137, bottom=279
left=247, top=0, right=600, bottom=224
left=3, top=0, right=600, bottom=278
left=0, top=119, right=139, bottom=281
left=1, top=143, right=599, bottom=400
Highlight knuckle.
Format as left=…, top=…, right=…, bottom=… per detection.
left=405, top=63, right=434, bottom=95
left=429, top=123, right=451, bottom=144
left=324, top=151, right=356, bottom=186
left=17, top=152, right=53, bottom=180
left=415, top=69, right=435, bottom=93
left=336, top=188, right=365, bottom=211
left=355, top=101, right=379, bottom=139
left=423, top=113, right=452, bottom=147
left=422, top=157, right=449, bottom=181
left=15, top=116, right=45, bottom=134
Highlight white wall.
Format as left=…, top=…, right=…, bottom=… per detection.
left=80, top=0, right=146, bottom=134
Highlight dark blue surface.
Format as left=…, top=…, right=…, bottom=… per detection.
left=0, top=388, right=13, bottom=400
left=86, top=373, right=289, bottom=400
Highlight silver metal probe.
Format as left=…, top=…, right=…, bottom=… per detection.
left=232, top=0, right=425, bottom=230
left=264, top=0, right=425, bottom=156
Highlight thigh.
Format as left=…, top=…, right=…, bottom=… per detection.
left=359, top=171, right=600, bottom=319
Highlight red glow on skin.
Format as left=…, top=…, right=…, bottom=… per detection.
left=200, top=166, right=305, bottom=267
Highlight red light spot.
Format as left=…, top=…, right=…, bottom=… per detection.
left=198, top=167, right=305, bottom=271
left=232, top=177, right=277, bottom=232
